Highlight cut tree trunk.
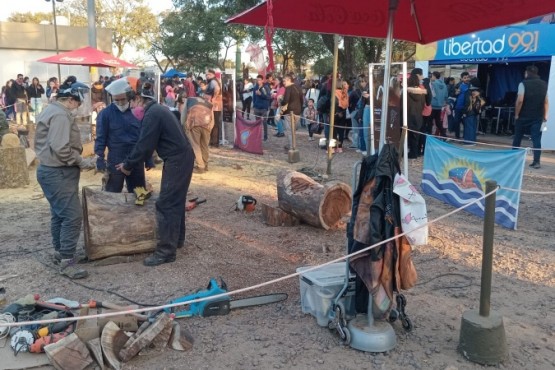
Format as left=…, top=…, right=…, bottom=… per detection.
left=82, top=187, right=157, bottom=260
left=277, top=170, right=352, bottom=230
left=0, top=147, right=30, bottom=189
left=260, top=202, right=300, bottom=227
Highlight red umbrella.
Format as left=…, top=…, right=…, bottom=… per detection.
left=227, top=0, right=553, bottom=44
left=38, top=46, right=136, bottom=68
left=227, top=0, right=554, bottom=160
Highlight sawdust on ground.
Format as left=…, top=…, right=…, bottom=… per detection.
left=0, top=124, right=554, bottom=370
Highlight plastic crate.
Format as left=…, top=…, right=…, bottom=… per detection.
left=297, top=262, right=356, bottom=327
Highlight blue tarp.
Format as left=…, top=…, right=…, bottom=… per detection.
left=162, top=69, right=186, bottom=78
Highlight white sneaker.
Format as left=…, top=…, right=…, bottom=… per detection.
left=361, top=151, right=368, bottom=156
left=308, top=137, right=314, bottom=141
left=356, top=149, right=362, bottom=153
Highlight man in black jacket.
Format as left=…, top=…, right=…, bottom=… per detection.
left=116, top=84, right=194, bottom=266
left=280, top=73, right=303, bottom=150
left=512, top=65, right=549, bottom=169
left=11, top=74, right=28, bottom=126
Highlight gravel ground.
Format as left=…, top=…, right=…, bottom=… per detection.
left=0, top=124, right=553, bottom=370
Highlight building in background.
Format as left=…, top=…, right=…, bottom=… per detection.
left=0, top=22, right=113, bottom=84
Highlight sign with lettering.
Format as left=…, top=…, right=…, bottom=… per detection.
left=416, top=23, right=555, bottom=63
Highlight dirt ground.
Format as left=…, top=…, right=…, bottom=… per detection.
left=0, top=124, right=554, bottom=370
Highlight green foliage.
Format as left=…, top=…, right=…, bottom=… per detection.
left=7, top=12, right=53, bottom=24
left=312, top=57, right=334, bottom=77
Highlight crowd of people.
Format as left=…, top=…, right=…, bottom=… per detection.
left=0, top=63, right=547, bottom=280
left=236, top=65, right=547, bottom=168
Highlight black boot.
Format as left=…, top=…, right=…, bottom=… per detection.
left=143, top=251, right=176, bottom=266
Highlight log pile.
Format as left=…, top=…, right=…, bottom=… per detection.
left=261, top=170, right=352, bottom=230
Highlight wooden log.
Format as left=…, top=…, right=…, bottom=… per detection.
left=260, top=202, right=300, bottom=227
left=82, top=186, right=157, bottom=260
left=44, top=333, right=94, bottom=370
left=119, top=313, right=172, bottom=362
left=168, top=322, right=194, bottom=352
left=0, top=146, right=30, bottom=189
left=86, top=338, right=106, bottom=370
left=100, top=321, right=129, bottom=370
left=277, top=170, right=351, bottom=230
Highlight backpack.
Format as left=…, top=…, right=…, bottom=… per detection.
left=316, top=94, right=330, bottom=112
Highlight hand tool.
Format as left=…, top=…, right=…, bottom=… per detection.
left=186, top=197, right=206, bottom=211
left=46, top=298, right=148, bottom=321
left=164, top=278, right=287, bottom=319
left=30, top=323, right=74, bottom=353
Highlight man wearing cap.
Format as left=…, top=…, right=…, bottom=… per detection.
left=203, top=69, right=223, bottom=147
left=512, top=65, right=549, bottom=169
left=95, top=77, right=154, bottom=192
left=35, top=87, right=96, bottom=279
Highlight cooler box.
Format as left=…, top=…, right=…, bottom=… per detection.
left=297, top=262, right=356, bottom=327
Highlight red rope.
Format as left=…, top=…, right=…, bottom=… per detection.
left=264, top=0, right=275, bottom=72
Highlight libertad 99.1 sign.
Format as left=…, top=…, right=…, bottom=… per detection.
left=416, top=23, right=555, bottom=63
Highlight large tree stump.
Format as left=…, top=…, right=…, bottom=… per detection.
left=277, top=170, right=351, bottom=230
left=0, top=146, right=30, bottom=189
left=82, top=187, right=157, bottom=260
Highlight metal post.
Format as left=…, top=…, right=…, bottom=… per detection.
left=235, top=44, right=242, bottom=79
left=326, top=34, right=340, bottom=175
left=51, top=0, right=61, bottom=83
left=378, top=0, right=399, bottom=152
left=87, top=0, right=97, bottom=48
left=480, top=180, right=497, bottom=317
left=368, top=64, right=375, bottom=155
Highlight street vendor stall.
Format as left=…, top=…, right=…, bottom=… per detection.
left=415, top=17, right=555, bottom=150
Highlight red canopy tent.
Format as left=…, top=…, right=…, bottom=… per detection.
left=227, top=0, right=555, bottom=168
left=38, top=46, right=136, bottom=68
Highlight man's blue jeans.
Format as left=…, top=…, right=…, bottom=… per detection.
left=361, top=106, right=371, bottom=152
left=37, top=165, right=82, bottom=259
left=512, top=117, right=543, bottom=163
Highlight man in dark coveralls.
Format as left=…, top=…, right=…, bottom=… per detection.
left=116, top=83, right=194, bottom=266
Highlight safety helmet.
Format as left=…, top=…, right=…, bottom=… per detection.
left=105, top=77, right=136, bottom=100
left=57, top=87, right=84, bottom=102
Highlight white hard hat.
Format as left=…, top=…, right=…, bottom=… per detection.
left=105, top=77, right=133, bottom=96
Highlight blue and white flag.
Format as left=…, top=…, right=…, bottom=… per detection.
left=421, top=137, right=526, bottom=229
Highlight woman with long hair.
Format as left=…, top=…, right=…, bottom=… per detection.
left=405, top=69, right=427, bottom=158
left=27, top=77, right=45, bottom=118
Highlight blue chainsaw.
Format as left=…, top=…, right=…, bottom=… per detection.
left=164, top=278, right=287, bottom=318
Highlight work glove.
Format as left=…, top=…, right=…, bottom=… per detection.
left=79, top=157, right=96, bottom=171
left=96, top=157, right=107, bottom=172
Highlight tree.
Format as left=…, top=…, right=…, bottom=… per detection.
left=157, top=1, right=229, bottom=71
left=7, top=12, right=52, bottom=24
left=57, top=0, right=158, bottom=57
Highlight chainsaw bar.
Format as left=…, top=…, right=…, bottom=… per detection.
left=230, top=293, right=288, bottom=310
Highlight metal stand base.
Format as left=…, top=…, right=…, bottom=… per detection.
left=347, top=315, right=396, bottom=353
left=288, top=149, right=300, bottom=163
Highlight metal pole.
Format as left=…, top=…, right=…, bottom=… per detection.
left=379, top=0, right=399, bottom=152
left=87, top=0, right=97, bottom=48
left=51, top=0, right=61, bottom=83
left=402, top=62, right=408, bottom=176
left=480, top=180, right=497, bottom=317
left=368, top=64, right=375, bottom=155
left=326, top=34, right=339, bottom=175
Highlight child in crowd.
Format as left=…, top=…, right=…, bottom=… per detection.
left=303, top=98, right=318, bottom=141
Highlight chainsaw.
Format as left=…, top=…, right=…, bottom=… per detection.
left=164, top=278, right=287, bottom=318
